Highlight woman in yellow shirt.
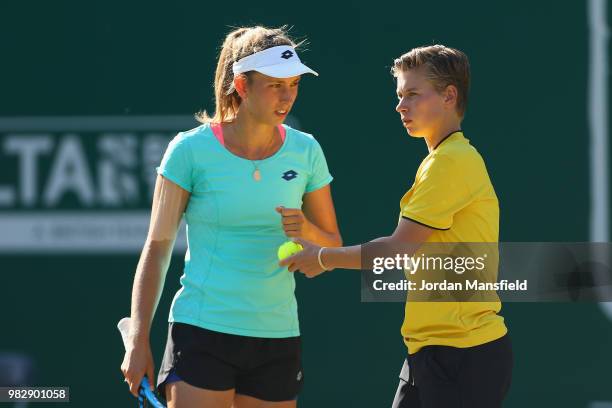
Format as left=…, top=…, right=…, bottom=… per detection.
left=281, top=45, right=512, bottom=408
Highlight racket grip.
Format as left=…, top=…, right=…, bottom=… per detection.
left=140, top=377, right=165, bottom=408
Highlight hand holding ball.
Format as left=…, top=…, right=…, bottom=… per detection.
left=278, top=241, right=303, bottom=260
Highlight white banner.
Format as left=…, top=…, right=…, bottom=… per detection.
left=0, top=212, right=187, bottom=253
left=0, top=115, right=196, bottom=253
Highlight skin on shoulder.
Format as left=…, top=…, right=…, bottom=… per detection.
left=148, top=175, right=190, bottom=243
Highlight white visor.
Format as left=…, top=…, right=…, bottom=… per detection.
left=232, top=45, right=318, bottom=78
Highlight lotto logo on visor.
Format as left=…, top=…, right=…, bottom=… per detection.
left=232, top=45, right=318, bottom=78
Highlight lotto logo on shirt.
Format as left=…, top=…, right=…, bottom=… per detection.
left=282, top=170, right=298, bottom=181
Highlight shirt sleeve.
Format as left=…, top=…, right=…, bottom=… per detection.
left=156, top=133, right=193, bottom=192
left=401, top=154, right=472, bottom=230
left=305, top=139, right=333, bottom=193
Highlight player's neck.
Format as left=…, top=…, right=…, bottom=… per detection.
left=224, top=112, right=280, bottom=159
left=424, top=117, right=462, bottom=153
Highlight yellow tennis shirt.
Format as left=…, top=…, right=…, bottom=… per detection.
left=399, top=131, right=507, bottom=354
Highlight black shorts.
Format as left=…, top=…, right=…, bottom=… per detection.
left=392, top=334, right=513, bottom=408
left=156, top=322, right=303, bottom=402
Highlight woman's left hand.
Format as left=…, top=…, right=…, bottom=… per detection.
left=279, top=238, right=327, bottom=278
left=276, top=206, right=311, bottom=238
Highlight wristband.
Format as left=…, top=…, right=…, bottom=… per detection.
left=318, top=247, right=330, bottom=271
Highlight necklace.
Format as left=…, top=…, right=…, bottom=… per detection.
left=224, top=123, right=277, bottom=182
left=251, top=161, right=262, bottom=181
left=251, top=131, right=279, bottom=182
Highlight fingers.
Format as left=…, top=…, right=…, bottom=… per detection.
left=281, top=261, right=322, bottom=277
left=285, top=262, right=305, bottom=274
left=281, top=215, right=303, bottom=225
left=282, top=224, right=301, bottom=233
left=280, top=211, right=304, bottom=231
left=121, top=350, right=151, bottom=398
left=277, top=207, right=303, bottom=216
left=278, top=207, right=304, bottom=237
left=121, top=362, right=137, bottom=397
left=129, top=377, right=140, bottom=397
left=279, top=254, right=295, bottom=267
left=121, top=365, right=141, bottom=398
left=121, top=370, right=141, bottom=397
left=147, top=362, right=155, bottom=391
left=279, top=255, right=300, bottom=273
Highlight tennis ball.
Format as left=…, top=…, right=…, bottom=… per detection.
left=278, top=241, right=303, bottom=260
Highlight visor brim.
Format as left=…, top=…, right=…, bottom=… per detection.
left=254, top=62, right=319, bottom=78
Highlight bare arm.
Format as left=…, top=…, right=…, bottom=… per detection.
left=276, top=184, right=343, bottom=247
left=280, top=218, right=434, bottom=277
left=301, top=185, right=342, bottom=247
left=322, top=218, right=434, bottom=270
left=130, top=174, right=190, bottom=343
left=121, top=174, right=189, bottom=396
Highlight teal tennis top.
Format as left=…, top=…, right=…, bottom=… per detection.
left=157, top=123, right=333, bottom=338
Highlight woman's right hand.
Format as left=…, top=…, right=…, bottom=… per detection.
left=120, top=339, right=155, bottom=397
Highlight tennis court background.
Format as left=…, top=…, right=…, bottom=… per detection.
left=1, top=1, right=611, bottom=406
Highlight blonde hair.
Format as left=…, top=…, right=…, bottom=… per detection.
left=197, top=26, right=300, bottom=124
left=391, top=45, right=470, bottom=117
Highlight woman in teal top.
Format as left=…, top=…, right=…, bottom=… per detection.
left=120, top=26, right=342, bottom=408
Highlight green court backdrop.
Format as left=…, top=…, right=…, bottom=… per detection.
left=1, top=1, right=611, bottom=407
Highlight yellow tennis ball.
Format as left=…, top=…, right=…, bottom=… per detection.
left=278, top=241, right=303, bottom=260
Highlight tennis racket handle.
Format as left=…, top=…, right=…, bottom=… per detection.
left=140, top=377, right=165, bottom=408
left=141, top=377, right=153, bottom=391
